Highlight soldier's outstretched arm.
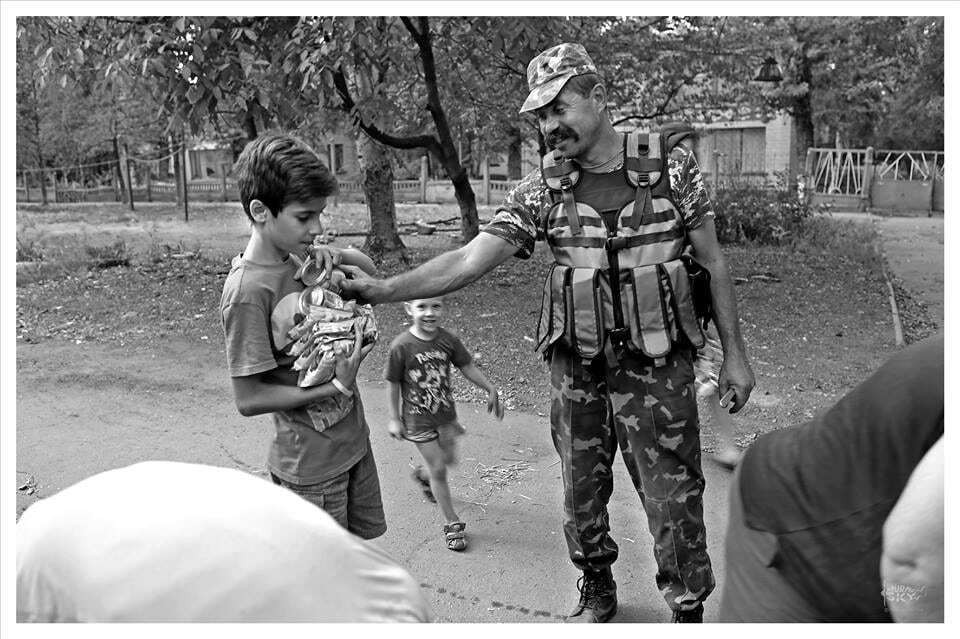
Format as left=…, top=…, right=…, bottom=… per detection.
left=687, top=217, right=755, bottom=413
left=339, top=232, right=517, bottom=305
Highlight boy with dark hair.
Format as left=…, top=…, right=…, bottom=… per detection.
left=220, top=132, right=385, bottom=539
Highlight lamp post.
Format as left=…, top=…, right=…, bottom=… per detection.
left=754, top=56, right=784, bottom=83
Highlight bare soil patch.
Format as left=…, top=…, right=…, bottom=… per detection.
left=16, top=202, right=928, bottom=457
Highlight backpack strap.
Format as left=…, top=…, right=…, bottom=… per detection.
left=661, top=121, right=697, bottom=154
left=541, top=150, right=582, bottom=234
left=624, top=132, right=663, bottom=230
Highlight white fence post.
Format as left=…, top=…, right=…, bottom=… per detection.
left=419, top=156, right=428, bottom=203
left=482, top=156, right=491, bottom=205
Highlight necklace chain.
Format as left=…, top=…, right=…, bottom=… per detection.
left=578, top=145, right=624, bottom=170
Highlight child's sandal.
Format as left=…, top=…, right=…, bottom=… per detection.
left=443, top=522, right=467, bottom=551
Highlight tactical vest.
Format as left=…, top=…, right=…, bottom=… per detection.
left=534, top=127, right=706, bottom=362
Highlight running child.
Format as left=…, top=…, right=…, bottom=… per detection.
left=384, top=296, right=504, bottom=551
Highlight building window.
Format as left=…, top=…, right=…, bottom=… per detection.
left=334, top=144, right=345, bottom=174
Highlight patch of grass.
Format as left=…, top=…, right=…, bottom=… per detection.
left=17, top=238, right=44, bottom=262
left=84, top=239, right=131, bottom=269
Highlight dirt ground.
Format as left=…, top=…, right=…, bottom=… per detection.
left=12, top=202, right=942, bottom=621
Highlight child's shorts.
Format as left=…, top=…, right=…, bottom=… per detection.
left=401, top=421, right=466, bottom=444
left=270, top=447, right=386, bottom=540
left=693, top=326, right=723, bottom=399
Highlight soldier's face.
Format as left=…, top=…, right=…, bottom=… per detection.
left=536, top=84, right=603, bottom=159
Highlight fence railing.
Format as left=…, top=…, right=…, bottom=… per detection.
left=15, top=175, right=523, bottom=206
left=805, top=147, right=944, bottom=213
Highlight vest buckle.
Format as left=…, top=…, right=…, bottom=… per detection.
left=605, top=236, right=629, bottom=252
left=607, top=327, right=630, bottom=348
left=560, top=176, right=573, bottom=191
left=637, top=172, right=650, bottom=187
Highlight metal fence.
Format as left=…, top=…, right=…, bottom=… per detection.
left=16, top=174, right=523, bottom=206
left=805, top=147, right=944, bottom=213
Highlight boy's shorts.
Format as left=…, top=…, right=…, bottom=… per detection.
left=270, top=447, right=386, bottom=540
left=401, top=421, right=466, bottom=444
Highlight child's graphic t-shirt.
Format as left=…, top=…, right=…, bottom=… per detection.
left=220, top=254, right=368, bottom=485
left=384, top=328, right=472, bottom=429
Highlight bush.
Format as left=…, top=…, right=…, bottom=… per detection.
left=84, top=239, right=131, bottom=269
left=17, top=238, right=44, bottom=262
left=712, top=178, right=819, bottom=245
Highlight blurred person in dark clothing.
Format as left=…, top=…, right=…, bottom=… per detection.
left=719, top=333, right=943, bottom=622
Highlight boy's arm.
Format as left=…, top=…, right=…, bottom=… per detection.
left=386, top=381, right=404, bottom=439
left=459, top=362, right=504, bottom=420
left=231, top=373, right=348, bottom=417
left=229, top=328, right=372, bottom=417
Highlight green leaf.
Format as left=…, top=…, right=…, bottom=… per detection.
left=186, top=83, right=204, bottom=104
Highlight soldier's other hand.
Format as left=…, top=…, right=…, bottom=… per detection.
left=719, top=354, right=755, bottom=414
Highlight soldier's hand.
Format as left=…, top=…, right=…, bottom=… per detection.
left=718, top=353, right=755, bottom=414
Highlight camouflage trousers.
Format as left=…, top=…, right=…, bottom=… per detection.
left=549, top=343, right=715, bottom=611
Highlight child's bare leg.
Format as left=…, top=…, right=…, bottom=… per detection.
left=437, top=424, right=460, bottom=467
left=415, top=439, right=459, bottom=524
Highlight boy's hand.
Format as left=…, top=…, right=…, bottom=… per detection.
left=487, top=389, right=504, bottom=420
left=333, top=326, right=375, bottom=388
left=308, top=244, right=341, bottom=278
left=386, top=418, right=404, bottom=440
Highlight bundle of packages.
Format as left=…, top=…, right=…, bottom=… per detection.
left=287, top=275, right=379, bottom=388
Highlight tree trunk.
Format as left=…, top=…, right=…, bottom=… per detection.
left=438, top=149, right=479, bottom=242
left=357, top=132, right=407, bottom=261
left=243, top=101, right=258, bottom=141
left=112, top=134, right=126, bottom=195
left=404, top=17, right=480, bottom=242
left=506, top=125, right=523, bottom=179
left=791, top=41, right=816, bottom=175
left=30, top=81, right=47, bottom=205
left=172, top=135, right=184, bottom=207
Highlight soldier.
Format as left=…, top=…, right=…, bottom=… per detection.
left=338, top=42, right=754, bottom=622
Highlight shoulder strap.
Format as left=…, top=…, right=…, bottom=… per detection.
left=541, top=149, right=582, bottom=234
left=661, top=121, right=697, bottom=153
left=623, top=132, right=662, bottom=229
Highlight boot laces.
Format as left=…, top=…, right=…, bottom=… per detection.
left=577, top=573, right=609, bottom=606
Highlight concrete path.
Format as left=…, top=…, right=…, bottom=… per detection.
left=16, top=212, right=941, bottom=624
left=15, top=339, right=735, bottom=623
left=829, top=212, right=944, bottom=329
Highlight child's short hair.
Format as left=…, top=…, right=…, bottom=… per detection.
left=233, top=133, right=339, bottom=221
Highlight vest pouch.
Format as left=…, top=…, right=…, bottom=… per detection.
left=629, top=265, right=672, bottom=358
left=569, top=267, right=604, bottom=361
left=680, top=253, right=713, bottom=329
left=661, top=259, right=706, bottom=349
left=536, top=264, right=571, bottom=358
left=620, top=280, right=643, bottom=353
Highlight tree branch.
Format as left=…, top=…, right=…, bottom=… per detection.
left=330, top=65, right=439, bottom=153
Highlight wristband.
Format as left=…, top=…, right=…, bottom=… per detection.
left=331, top=378, right=353, bottom=397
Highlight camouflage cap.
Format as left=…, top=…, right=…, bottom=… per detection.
left=519, top=43, right=597, bottom=114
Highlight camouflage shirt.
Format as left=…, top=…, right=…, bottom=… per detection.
left=482, top=143, right=715, bottom=259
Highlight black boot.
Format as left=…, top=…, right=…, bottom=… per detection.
left=566, top=568, right=617, bottom=623
left=671, top=603, right=704, bottom=622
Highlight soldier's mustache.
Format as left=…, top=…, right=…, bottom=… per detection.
left=547, top=127, right=577, bottom=149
